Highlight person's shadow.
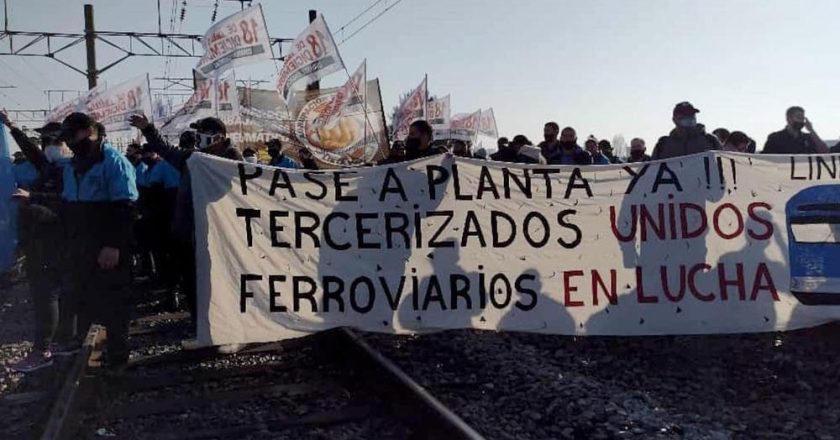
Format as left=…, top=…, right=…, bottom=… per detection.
left=586, top=153, right=726, bottom=334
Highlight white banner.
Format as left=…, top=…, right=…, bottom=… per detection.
left=427, top=95, right=451, bottom=130
left=215, top=71, right=240, bottom=116
left=392, top=77, right=427, bottom=141
left=46, top=84, right=107, bottom=123
left=190, top=151, right=840, bottom=346
left=196, top=4, right=273, bottom=76
left=291, top=79, right=387, bottom=167
left=439, top=110, right=481, bottom=142
left=479, top=107, right=498, bottom=138
left=317, top=59, right=366, bottom=130
left=275, top=15, right=344, bottom=100
left=86, top=74, right=152, bottom=133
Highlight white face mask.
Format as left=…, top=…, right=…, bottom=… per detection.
left=196, top=132, right=219, bottom=149
left=243, top=156, right=258, bottom=164
left=44, top=145, right=68, bottom=163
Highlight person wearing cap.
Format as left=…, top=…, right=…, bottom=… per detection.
left=762, top=106, right=829, bottom=155
left=15, top=112, right=138, bottom=369
left=265, top=139, right=300, bottom=168
left=723, top=131, right=752, bottom=153
left=651, top=102, right=721, bottom=160
left=585, top=136, right=610, bottom=165
left=627, top=138, right=651, bottom=163
left=129, top=113, right=241, bottom=351
left=0, top=113, right=78, bottom=372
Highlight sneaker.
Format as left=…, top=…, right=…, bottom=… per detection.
left=51, top=341, right=81, bottom=357
left=11, top=351, right=54, bottom=373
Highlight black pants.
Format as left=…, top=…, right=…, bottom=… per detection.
left=65, top=250, right=132, bottom=365
left=26, top=260, right=61, bottom=352
left=175, top=240, right=196, bottom=329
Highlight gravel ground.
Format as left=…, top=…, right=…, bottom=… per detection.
left=74, top=315, right=416, bottom=439
left=366, top=328, right=840, bottom=440
left=7, top=277, right=840, bottom=439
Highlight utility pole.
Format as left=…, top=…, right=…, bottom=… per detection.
left=305, top=10, right=319, bottom=92
left=84, top=4, right=97, bottom=89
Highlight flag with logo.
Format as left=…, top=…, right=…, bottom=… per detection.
left=392, top=76, right=427, bottom=141
left=317, top=59, right=366, bottom=130
left=275, top=15, right=344, bottom=100
left=196, top=4, right=273, bottom=75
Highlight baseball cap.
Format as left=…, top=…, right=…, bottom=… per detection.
left=35, top=122, right=62, bottom=137
left=189, top=117, right=226, bottom=135
left=673, top=101, right=700, bottom=118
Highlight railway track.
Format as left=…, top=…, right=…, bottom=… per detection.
left=38, top=311, right=483, bottom=440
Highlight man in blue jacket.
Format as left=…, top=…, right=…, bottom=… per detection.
left=58, top=112, right=138, bottom=367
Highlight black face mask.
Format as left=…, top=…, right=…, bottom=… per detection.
left=68, top=137, right=94, bottom=157
left=405, top=137, right=422, bottom=153
left=559, top=141, right=576, bottom=150
left=791, top=121, right=805, bottom=131
left=631, top=150, right=644, bottom=159
left=142, top=157, right=157, bottom=166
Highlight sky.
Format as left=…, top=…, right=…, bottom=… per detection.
left=1, top=0, right=839, bottom=154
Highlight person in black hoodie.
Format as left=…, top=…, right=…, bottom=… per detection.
left=1, top=114, right=78, bottom=372
left=130, top=113, right=241, bottom=350
left=18, top=113, right=138, bottom=369
left=404, top=120, right=446, bottom=161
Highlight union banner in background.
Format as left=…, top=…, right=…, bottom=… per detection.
left=45, top=84, right=107, bottom=123
left=479, top=107, right=498, bottom=139
left=275, top=14, right=344, bottom=101
left=85, top=74, right=153, bottom=133
left=316, top=59, right=366, bottom=131
left=392, top=77, right=427, bottom=141
left=427, top=95, right=451, bottom=130
left=190, top=151, right=840, bottom=346
left=196, top=4, right=273, bottom=76
left=290, top=79, right=388, bottom=167
left=442, top=109, right=481, bottom=142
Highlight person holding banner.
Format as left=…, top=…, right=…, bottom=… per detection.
left=547, top=127, right=591, bottom=165
left=1, top=114, right=77, bottom=372
left=585, top=136, right=610, bottom=165
left=130, top=113, right=242, bottom=350
left=762, top=106, right=829, bottom=155
left=627, top=138, right=651, bottom=163
left=651, top=101, right=721, bottom=160
left=404, top=120, right=446, bottom=161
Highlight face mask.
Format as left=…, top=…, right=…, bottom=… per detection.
left=405, top=137, right=422, bottom=153
left=559, top=141, right=576, bottom=149
left=196, top=132, right=219, bottom=149
left=631, top=150, right=644, bottom=159
left=45, top=146, right=65, bottom=163
left=677, top=117, right=697, bottom=129
left=791, top=121, right=805, bottom=131
left=68, top=137, right=93, bottom=156
left=243, top=156, right=258, bottom=164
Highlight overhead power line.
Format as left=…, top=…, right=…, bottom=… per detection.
left=339, top=0, right=406, bottom=46
left=338, top=0, right=386, bottom=36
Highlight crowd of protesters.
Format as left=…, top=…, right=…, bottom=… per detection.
left=3, top=99, right=837, bottom=373
left=382, top=101, right=836, bottom=165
